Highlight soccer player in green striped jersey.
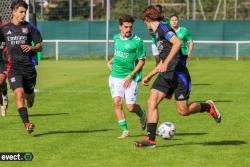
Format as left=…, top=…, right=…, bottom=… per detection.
left=170, top=14, right=194, bottom=66
left=107, top=15, right=146, bottom=138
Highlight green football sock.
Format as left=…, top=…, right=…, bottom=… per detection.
left=118, top=119, right=128, bottom=131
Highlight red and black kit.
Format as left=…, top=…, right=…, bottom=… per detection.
left=0, top=21, right=42, bottom=93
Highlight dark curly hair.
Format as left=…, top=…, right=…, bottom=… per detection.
left=119, top=14, right=135, bottom=26
left=143, top=5, right=165, bottom=22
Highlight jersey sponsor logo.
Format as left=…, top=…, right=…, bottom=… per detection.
left=22, top=28, right=28, bottom=34
left=156, top=40, right=164, bottom=53
left=7, top=30, right=12, bottom=35
left=114, top=49, right=129, bottom=58
left=7, top=35, right=27, bottom=45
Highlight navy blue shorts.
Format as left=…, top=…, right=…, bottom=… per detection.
left=151, top=63, right=191, bottom=101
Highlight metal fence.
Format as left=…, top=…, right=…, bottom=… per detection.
left=42, top=39, right=250, bottom=61
left=37, top=0, right=250, bottom=21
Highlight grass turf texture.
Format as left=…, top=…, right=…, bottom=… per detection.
left=0, top=59, right=249, bottom=167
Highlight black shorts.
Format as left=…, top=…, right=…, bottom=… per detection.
left=0, top=62, right=6, bottom=75
left=0, top=49, right=7, bottom=75
left=181, top=55, right=188, bottom=66
left=151, top=64, right=191, bottom=101
left=8, top=69, right=37, bottom=94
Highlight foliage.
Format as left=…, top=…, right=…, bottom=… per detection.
left=36, top=0, right=250, bottom=21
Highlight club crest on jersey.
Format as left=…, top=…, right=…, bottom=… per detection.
left=22, top=28, right=28, bottom=34
left=10, top=77, right=16, bottom=83
left=125, top=44, right=130, bottom=49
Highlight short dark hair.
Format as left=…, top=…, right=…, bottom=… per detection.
left=155, top=4, right=163, bottom=14
left=11, top=0, right=28, bottom=11
left=119, top=15, right=135, bottom=26
left=170, top=14, right=179, bottom=20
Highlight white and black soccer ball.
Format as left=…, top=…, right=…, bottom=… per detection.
left=158, top=122, right=176, bottom=139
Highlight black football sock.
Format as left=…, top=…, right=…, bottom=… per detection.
left=147, top=123, right=157, bottom=141
left=18, top=107, right=30, bottom=124
left=200, top=103, right=211, bottom=112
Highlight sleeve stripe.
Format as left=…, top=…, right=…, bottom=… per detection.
left=164, top=31, right=175, bottom=41
left=159, top=23, right=170, bottom=33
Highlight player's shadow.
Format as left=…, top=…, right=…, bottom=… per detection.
left=212, top=100, right=233, bottom=103
left=157, top=140, right=247, bottom=148
left=192, top=83, right=212, bottom=86
left=33, top=129, right=112, bottom=137
left=175, top=132, right=208, bottom=136
left=29, top=113, right=69, bottom=117
left=130, top=132, right=207, bottom=138
left=195, top=100, right=233, bottom=103
left=130, top=134, right=147, bottom=138
left=201, top=140, right=247, bottom=146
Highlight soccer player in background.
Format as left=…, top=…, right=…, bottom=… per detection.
left=0, top=0, right=43, bottom=133
left=0, top=16, right=9, bottom=117
left=134, top=6, right=221, bottom=148
left=170, top=14, right=194, bottom=66
left=107, top=14, right=146, bottom=138
left=150, top=4, right=170, bottom=65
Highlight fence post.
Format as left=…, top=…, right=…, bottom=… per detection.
left=105, top=0, right=110, bottom=62
left=56, top=40, right=59, bottom=61
left=236, top=42, right=239, bottom=61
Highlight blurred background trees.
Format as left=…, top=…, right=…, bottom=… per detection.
left=36, top=0, right=250, bottom=21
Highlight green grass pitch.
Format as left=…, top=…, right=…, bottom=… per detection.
left=0, top=59, right=249, bottom=167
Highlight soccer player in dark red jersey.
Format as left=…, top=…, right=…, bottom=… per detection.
left=134, top=6, right=221, bottom=148
left=0, top=0, right=43, bottom=133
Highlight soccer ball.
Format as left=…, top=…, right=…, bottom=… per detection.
left=158, top=122, right=176, bottom=139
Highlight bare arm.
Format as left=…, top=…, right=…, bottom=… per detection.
left=130, top=58, right=145, bottom=77
left=21, top=43, right=42, bottom=53
left=107, top=58, right=113, bottom=71
left=142, top=63, right=160, bottom=86
left=188, top=40, right=194, bottom=59
left=124, top=58, right=145, bottom=88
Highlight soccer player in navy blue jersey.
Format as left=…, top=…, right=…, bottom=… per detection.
left=134, top=6, right=221, bottom=148
left=0, top=0, right=42, bottom=133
